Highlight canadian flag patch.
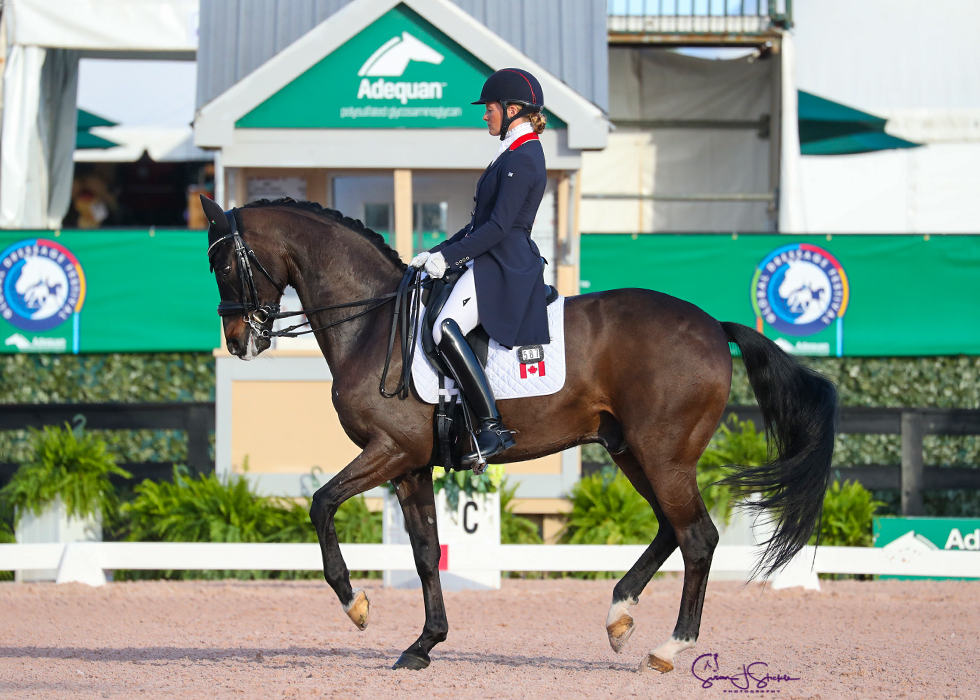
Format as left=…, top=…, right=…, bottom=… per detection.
left=520, top=361, right=545, bottom=379
left=517, top=344, right=545, bottom=379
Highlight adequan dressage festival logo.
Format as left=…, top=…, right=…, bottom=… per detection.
left=0, top=238, right=86, bottom=335
left=751, top=243, right=849, bottom=355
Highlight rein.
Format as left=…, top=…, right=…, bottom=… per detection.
left=207, top=207, right=423, bottom=399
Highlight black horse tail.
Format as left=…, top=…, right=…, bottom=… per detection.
left=718, top=322, right=838, bottom=579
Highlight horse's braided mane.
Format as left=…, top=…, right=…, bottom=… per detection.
left=242, top=198, right=407, bottom=271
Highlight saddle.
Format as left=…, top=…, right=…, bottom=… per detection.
left=418, top=268, right=559, bottom=472
left=419, top=274, right=559, bottom=377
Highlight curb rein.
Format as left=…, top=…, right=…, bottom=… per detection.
left=207, top=208, right=423, bottom=399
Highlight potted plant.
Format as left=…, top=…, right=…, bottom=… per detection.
left=0, top=421, right=129, bottom=581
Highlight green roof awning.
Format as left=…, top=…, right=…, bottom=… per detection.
left=77, top=109, right=117, bottom=130
left=76, top=108, right=119, bottom=150
left=75, top=130, right=120, bottom=150
left=799, top=90, right=920, bottom=156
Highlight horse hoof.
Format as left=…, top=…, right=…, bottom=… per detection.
left=640, top=654, right=674, bottom=674
left=606, top=614, right=635, bottom=653
left=344, top=589, right=370, bottom=631
left=392, top=651, right=430, bottom=671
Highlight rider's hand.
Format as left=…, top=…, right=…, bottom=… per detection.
left=409, top=252, right=430, bottom=269
left=424, top=252, right=449, bottom=279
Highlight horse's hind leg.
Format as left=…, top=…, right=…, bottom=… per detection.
left=389, top=467, right=448, bottom=670
left=309, top=440, right=413, bottom=631
left=640, top=455, right=719, bottom=674
left=604, top=450, right=679, bottom=654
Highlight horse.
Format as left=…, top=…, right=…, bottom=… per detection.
left=201, top=196, right=837, bottom=673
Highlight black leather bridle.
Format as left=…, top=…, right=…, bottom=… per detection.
left=206, top=207, right=422, bottom=398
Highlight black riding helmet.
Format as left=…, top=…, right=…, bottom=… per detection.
left=472, top=68, right=544, bottom=140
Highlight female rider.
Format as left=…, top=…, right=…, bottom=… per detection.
left=409, top=68, right=550, bottom=467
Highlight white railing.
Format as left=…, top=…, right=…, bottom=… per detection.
left=2, top=541, right=977, bottom=588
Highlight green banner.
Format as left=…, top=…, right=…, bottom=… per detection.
left=0, top=231, right=217, bottom=353
left=580, top=234, right=980, bottom=357
left=874, top=517, right=980, bottom=579
left=236, top=4, right=563, bottom=131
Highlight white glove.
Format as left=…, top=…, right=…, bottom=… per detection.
left=409, top=252, right=430, bottom=269
left=424, top=252, right=449, bottom=279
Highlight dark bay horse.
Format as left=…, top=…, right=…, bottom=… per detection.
left=202, top=197, right=837, bottom=673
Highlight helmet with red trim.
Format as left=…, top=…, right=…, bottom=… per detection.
left=473, top=69, right=544, bottom=140
left=472, top=68, right=544, bottom=109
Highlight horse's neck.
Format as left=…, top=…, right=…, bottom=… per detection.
left=286, top=223, right=401, bottom=372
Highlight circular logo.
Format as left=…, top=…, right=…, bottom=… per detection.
left=0, top=239, right=86, bottom=332
left=752, top=244, right=848, bottom=337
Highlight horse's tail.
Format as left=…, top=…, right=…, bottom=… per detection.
left=718, top=321, right=838, bottom=579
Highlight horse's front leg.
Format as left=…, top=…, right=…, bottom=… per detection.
left=390, top=467, right=448, bottom=670
left=309, top=439, right=412, bottom=630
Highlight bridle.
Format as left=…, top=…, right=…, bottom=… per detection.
left=206, top=207, right=422, bottom=398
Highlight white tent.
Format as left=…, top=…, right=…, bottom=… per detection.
left=793, top=0, right=980, bottom=233
left=0, top=0, right=197, bottom=228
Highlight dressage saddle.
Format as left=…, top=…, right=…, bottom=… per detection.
left=419, top=273, right=559, bottom=378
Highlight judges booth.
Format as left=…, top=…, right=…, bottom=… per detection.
left=194, top=0, right=608, bottom=534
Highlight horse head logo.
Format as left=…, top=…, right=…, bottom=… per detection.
left=777, top=260, right=832, bottom=325
left=358, top=32, right=444, bottom=77
left=4, top=333, right=31, bottom=350
left=13, top=256, right=70, bottom=320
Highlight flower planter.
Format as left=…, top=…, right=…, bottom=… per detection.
left=383, top=489, right=500, bottom=591
left=15, top=498, right=102, bottom=582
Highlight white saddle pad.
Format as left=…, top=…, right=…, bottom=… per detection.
left=412, top=295, right=567, bottom=404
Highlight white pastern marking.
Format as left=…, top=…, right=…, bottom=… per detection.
left=606, top=597, right=637, bottom=627
left=650, top=636, right=696, bottom=663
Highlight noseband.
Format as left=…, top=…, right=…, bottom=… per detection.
left=206, top=207, right=422, bottom=398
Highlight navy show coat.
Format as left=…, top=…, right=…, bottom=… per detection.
left=430, top=134, right=549, bottom=348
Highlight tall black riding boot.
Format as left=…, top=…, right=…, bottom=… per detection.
left=438, top=318, right=516, bottom=467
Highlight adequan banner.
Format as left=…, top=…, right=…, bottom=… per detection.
left=235, top=4, right=563, bottom=131
left=580, top=234, right=980, bottom=357
left=0, top=230, right=217, bottom=353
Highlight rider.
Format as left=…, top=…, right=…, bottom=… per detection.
left=409, top=68, right=551, bottom=467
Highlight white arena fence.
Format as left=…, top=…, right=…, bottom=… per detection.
left=1, top=542, right=978, bottom=588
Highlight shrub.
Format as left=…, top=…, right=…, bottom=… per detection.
left=559, top=467, right=657, bottom=579
left=333, top=493, right=382, bottom=545
left=562, top=467, right=658, bottom=546
left=500, top=479, right=542, bottom=545
left=810, top=480, right=883, bottom=548
left=0, top=520, right=13, bottom=581
left=697, top=414, right=768, bottom=525
left=0, top=422, right=130, bottom=525
left=118, top=464, right=380, bottom=579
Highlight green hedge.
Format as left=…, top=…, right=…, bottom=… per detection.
left=732, top=356, right=980, bottom=473
left=2, top=352, right=978, bottom=512
left=0, top=353, right=213, bottom=465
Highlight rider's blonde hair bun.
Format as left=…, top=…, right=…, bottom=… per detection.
left=529, top=111, right=547, bottom=134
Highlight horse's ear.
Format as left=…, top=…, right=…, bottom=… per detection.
left=201, top=195, right=229, bottom=234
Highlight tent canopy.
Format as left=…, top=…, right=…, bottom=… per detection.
left=799, top=90, right=920, bottom=155
left=75, top=108, right=118, bottom=149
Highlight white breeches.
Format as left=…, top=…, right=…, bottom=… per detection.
left=432, top=265, right=480, bottom=346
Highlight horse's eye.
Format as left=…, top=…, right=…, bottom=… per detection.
left=221, top=265, right=232, bottom=276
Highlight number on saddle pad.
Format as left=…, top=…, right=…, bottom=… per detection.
left=517, top=345, right=544, bottom=364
